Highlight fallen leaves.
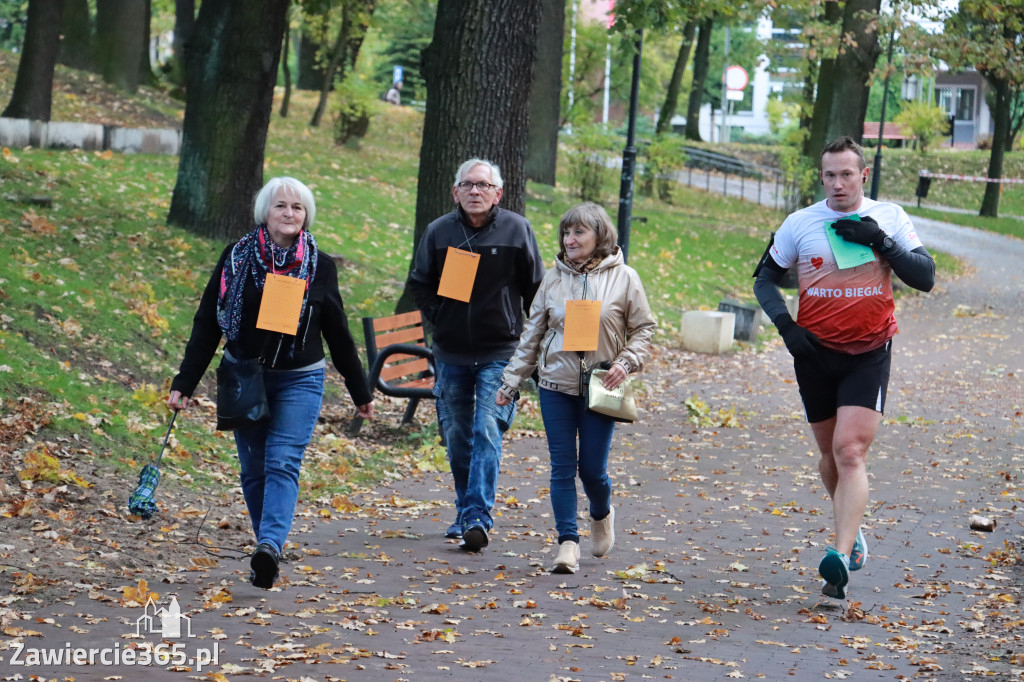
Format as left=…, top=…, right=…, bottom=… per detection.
left=122, top=579, right=158, bottom=606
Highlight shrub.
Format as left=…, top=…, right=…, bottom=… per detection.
left=565, top=124, right=619, bottom=202
left=333, top=79, right=373, bottom=147
left=641, top=134, right=689, bottom=203
left=893, top=101, right=948, bottom=153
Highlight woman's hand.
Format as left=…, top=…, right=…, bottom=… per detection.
left=496, top=392, right=511, bottom=407
left=167, top=390, right=191, bottom=411
left=356, top=401, right=375, bottom=419
left=601, top=363, right=628, bottom=390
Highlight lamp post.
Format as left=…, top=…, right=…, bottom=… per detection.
left=870, top=26, right=896, bottom=201
left=617, top=29, right=643, bottom=263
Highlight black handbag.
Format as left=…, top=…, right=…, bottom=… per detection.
left=216, top=357, right=269, bottom=431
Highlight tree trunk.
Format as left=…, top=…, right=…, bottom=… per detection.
left=296, top=24, right=328, bottom=91
left=525, top=0, right=564, bottom=185
left=825, top=0, right=881, bottom=145
left=656, top=19, right=696, bottom=135
left=310, top=0, right=375, bottom=128
left=280, top=27, right=293, bottom=118
left=395, top=0, right=542, bottom=313
left=167, top=0, right=290, bottom=241
left=95, top=0, right=147, bottom=93
left=2, top=0, right=63, bottom=121
left=311, top=10, right=349, bottom=128
left=139, top=0, right=157, bottom=87
left=58, top=0, right=93, bottom=71
left=804, top=1, right=840, bottom=164
left=980, top=76, right=1010, bottom=217
left=169, top=0, right=195, bottom=88
left=685, top=17, right=713, bottom=141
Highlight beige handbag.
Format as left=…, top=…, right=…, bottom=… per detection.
left=585, top=368, right=638, bottom=423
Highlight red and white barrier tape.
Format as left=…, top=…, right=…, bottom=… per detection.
left=919, top=170, right=1024, bottom=184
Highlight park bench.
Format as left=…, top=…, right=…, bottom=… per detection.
left=349, top=310, right=436, bottom=435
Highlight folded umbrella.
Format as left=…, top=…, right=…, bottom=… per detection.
left=128, top=410, right=177, bottom=519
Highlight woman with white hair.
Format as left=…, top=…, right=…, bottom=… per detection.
left=167, top=176, right=373, bottom=589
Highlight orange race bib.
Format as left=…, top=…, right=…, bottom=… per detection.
left=437, top=247, right=480, bottom=302
left=255, top=273, right=306, bottom=335
left=563, top=299, right=601, bottom=351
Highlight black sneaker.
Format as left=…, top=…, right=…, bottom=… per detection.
left=444, top=521, right=462, bottom=539
left=250, top=542, right=280, bottom=589
left=460, top=524, right=488, bottom=552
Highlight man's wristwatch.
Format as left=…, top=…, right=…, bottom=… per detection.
left=879, top=235, right=895, bottom=252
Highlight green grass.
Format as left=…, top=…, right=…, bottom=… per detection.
left=905, top=205, right=1024, bottom=239
left=0, top=85, right=968, bottom=500
left=868, top=147, right=1024, bottom=217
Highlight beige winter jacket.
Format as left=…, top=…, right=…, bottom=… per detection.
left=500, top=247, right=656, bottom=397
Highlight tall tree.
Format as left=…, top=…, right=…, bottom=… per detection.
left=296, top=20, right=329, bottom=91
left=824, top=0, right=882, bottom=144
left=396, top=0, right=542, bottom=313
left=280, top=20, right=294, bottom=118
left=167, top=0, right=291, bottom=240
left=310, top=0, right=376, bottom=128
left=138, top=0, right=157, bottom=87
left=169, top=0, right=195, bottom=88
left=941, top=0, right=1024, bottom=217
left=803, top=0, right=841, bottom=163
left=525, top=0, right=565, bottom=185
left=656, top=19, right=696, bottom=134
left=2, top=0, right=63, bottom=121
left=58, top=0, right=93, bottom=71
left=685, top=16, right=713, bottom=140
left=95, top=0, right=147, bottom=93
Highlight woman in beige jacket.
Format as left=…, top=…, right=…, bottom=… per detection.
left=497, top=203, right=656, bottom=574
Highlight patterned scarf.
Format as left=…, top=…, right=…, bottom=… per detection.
left=217, top=224, right=318, bottom=344
left=566, top=253, right=603, bottom=274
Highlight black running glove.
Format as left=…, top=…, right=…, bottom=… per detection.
left=833, top=215, right=886, bottom=248
left=775, top=313, right=820, bottom=360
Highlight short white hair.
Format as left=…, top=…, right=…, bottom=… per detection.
left=453, top=158, right=504, bottom=189
left=253, top=177, right=316, bottom=229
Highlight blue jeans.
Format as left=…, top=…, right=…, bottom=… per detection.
left=434, top=360, right=515, bottom=532
left=539, top=387, right=615, bottom=543
left=234, top=366, right=325, bottom=554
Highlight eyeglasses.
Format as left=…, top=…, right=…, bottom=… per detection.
left=456, top=181, right=497, bottom=192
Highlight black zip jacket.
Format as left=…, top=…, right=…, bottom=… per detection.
left=170, top=244, right=372, bottom=406
left=406, top=206, right=544, bottom=365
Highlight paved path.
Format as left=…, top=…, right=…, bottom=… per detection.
left=3, top=220, right=1021, bottom=681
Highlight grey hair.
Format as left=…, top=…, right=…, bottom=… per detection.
left=253, top=176, right=316, bottom=229
left=453, top=158, right=504, bottom=188
left=558, top=202, right=618, bottom=260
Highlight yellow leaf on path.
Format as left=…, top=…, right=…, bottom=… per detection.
left=123, top=579, right=158, bottom=606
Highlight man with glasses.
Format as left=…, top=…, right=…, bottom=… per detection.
left=408, top=158, right=544, bottom=551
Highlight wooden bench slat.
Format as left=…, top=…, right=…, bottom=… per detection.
left=396, top=377, right=434, bottom=390
left=377, top=327, right=426, bottom=346
left=372, top=310, right=423, bottom=331
left=379, top=359, right=430, bottom=382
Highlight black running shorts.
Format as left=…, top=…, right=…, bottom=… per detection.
left=793, top=340, right=892, bottom=423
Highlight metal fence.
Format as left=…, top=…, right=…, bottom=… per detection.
left=671, top=146, right=800, bottom=211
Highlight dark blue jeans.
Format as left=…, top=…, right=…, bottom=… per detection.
left=538, top=387, right=615, bottom=543
left=434, top=360, right=514, bottom=532
left=234, top=367, right=324, bottom=554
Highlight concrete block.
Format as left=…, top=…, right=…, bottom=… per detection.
left=0, top=117, right=31, bottom=147
left=718, top=299, right=761, bottom=342
left=108, top=127, right=181, bottom=155
left=45, top=121, right=104, bottom=150
left=681, top=310, right=735, bottom=354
